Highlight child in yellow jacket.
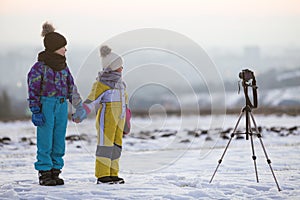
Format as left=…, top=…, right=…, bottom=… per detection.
left=73, top=45, right=127, bottom=184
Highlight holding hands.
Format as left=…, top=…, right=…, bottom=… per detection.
left=72, top=103, right=90, bottom=123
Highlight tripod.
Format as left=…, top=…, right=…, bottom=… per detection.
left=209, top=70, right=281, bottom=191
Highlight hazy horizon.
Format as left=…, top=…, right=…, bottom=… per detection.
left=1, top=0, right=300, bottom=119
left=1, top=0, right=300, bottom=48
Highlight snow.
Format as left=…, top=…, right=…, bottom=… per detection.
left=0, top=114, right=300, bottom=199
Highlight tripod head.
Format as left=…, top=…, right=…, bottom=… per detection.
left=239, top=69, right=258, bottom=109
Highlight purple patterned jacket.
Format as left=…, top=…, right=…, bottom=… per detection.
left=27, top=61, right=81, bottom=108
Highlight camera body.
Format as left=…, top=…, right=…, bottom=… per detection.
left=239, top=69, right=254, bottom=82
left=238, top=68, right=258, bottom=109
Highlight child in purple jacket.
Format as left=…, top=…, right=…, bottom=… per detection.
left=27, top=22, right=86, bottom=186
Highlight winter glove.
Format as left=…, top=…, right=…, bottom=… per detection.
left=72, top=103, right=87, bottom=123
left=30, top=106, right=46, bottom=126
left=83, top=103, right=91, bottom=115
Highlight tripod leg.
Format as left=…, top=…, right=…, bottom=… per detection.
left=249, top=131, right=259, bottom=182
left=209, top=133, right=234, bottom=183
left=247, top=111, right=259, bottom=182
left=249, top=113, right=282, bottom=191
left=209, top=111, right=244, bottom=183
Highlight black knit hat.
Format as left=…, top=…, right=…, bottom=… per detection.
left=41, top=22, right=67, bottom=52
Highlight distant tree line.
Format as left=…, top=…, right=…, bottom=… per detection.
left=0, top=89, right=29, bottom=121
left=0, top=90, right=13, bottom=120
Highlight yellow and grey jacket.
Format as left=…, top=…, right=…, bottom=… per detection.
left=84, top=80, right=128, bottom=119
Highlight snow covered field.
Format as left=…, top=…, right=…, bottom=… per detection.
left=0, top=114, right=300, bottom=199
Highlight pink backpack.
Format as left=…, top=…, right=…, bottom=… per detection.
left=123, top=108, right=131, bottom=135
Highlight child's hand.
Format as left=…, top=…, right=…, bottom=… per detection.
left=30, top=106, right=46, bottom=126
left=72, top=115, right=82, bottom=123
left=72, top=103, right=87, bottom=123
left=83, top=103, right=91, bottom=115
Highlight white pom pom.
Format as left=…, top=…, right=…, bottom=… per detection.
left=100, top=45, right=111, bottom=57
left=41, top=22, right=55, bottom=37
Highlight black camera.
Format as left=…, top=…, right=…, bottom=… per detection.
left=239, top=69, right=254, bottom=82
left=238, top=68, right=258, bottom=109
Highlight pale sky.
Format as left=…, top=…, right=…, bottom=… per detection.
left=1, top=0, right=300, bottom=49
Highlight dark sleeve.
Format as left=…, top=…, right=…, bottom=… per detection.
left=27, top=62, right=43, bottom=108
left=66, top=66, right=82, bottom=107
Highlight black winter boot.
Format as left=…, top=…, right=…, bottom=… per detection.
left=38, top=170, right=56, bottom=186
left=96, top=176, right=114, bottom=184
left=111, top=176, right=125, bottom=184
left=52, top=169, right=64, bottom=185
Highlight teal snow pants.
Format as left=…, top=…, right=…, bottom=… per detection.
left=34, top=96, right=68, bottom=171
